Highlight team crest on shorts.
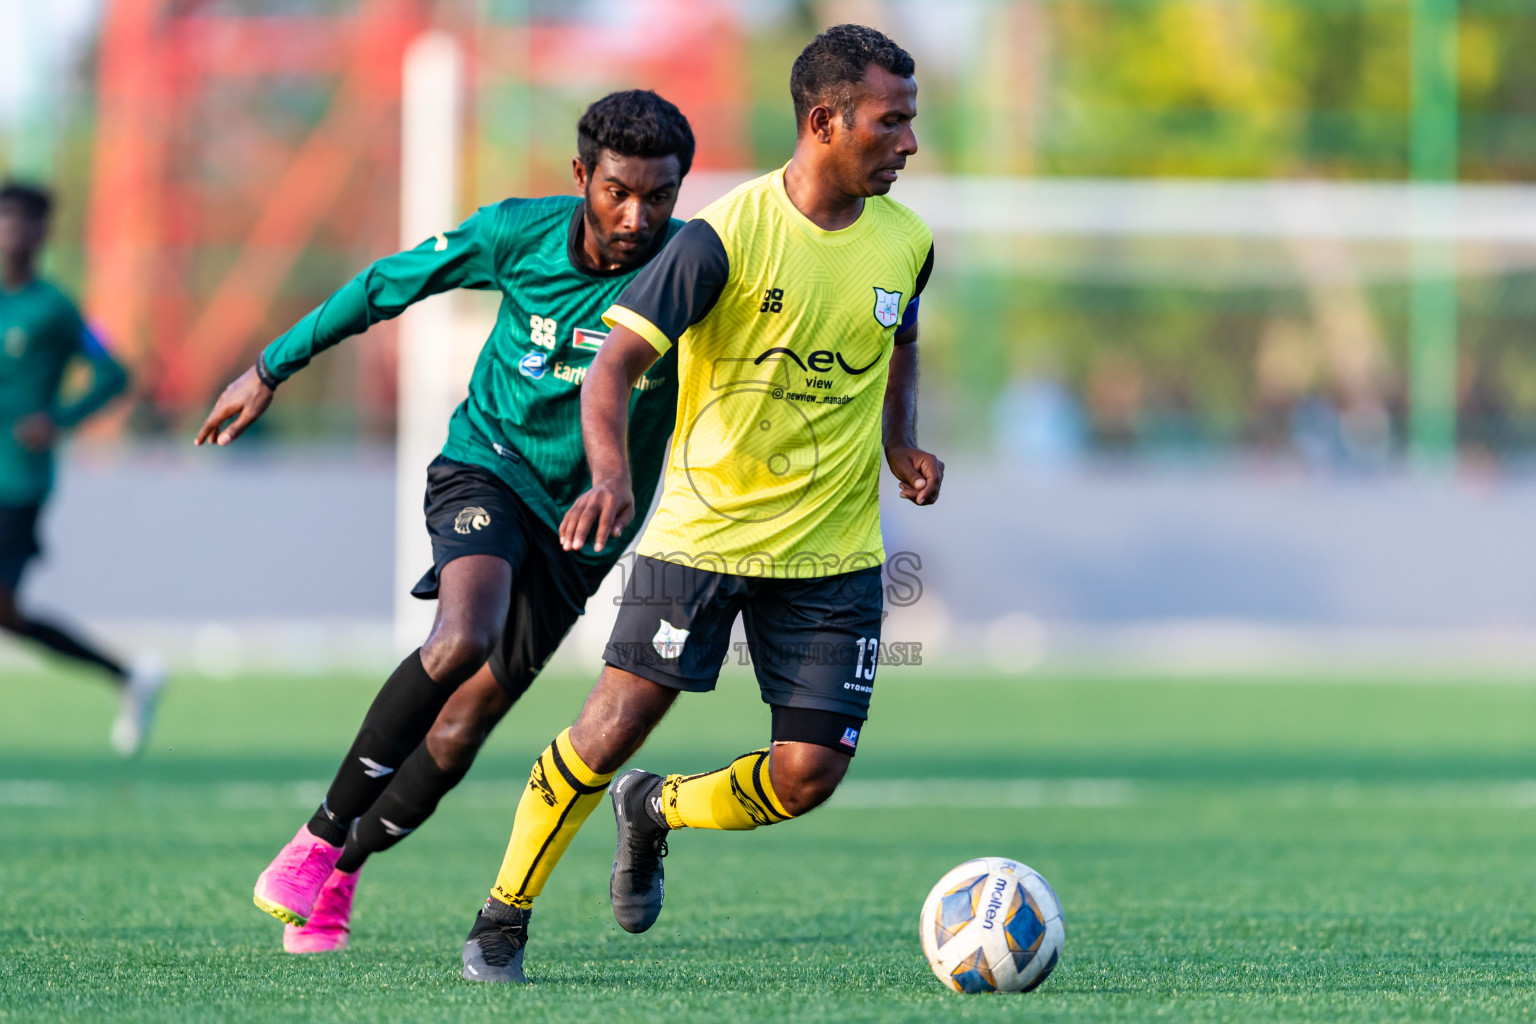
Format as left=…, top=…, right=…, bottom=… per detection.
left=652, top=619, right=690, bottom=659
left=872, top=288, right=903, bottom=328
left=453, top=506, right=491, bottom=534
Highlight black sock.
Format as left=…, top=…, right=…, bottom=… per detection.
left=12, top=617, right=125, bottom=679
left=308, top=650, right=456, bottom=845
left=337, top=743, right=473, bottom=873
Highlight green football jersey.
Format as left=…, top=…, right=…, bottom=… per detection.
left=261, top=196, right=681, bottom=569
left=0, top=279, right=129, bottom=505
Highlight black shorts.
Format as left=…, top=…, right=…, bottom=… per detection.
left=603, top=555, right=883, bottom=753
left=0, top=502, right=41, bottom=591
left=414, top=456, right=605, bottom=698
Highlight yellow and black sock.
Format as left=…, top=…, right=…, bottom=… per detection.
left=489, top=728, right=614, bottom=908
left=660, top=748, right=793, bottom=831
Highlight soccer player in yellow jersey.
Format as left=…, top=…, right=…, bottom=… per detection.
left=460, top=25, right=942, bottom=983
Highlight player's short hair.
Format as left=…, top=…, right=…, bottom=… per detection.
left=0, top=181, right=53, bottom=220
left=577, top=90, right=695, bottom=178
left=791, top=24, right=915, bottom=130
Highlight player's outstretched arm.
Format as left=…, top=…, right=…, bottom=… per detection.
left=196, top=208, right=502, bottom=448
left=195, top=365, right=274, bottom=447
left=560, top=325, right=662, bottom=554
left=883, top=330, right=944, bottom=506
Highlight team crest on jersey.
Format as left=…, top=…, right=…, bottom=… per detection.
left=652, top=620, right=690, bottom=660
left=519, top=351, right=547, bottom=379
left=453, top=506, right=491, bottom=534
left=572, top=327, right=607, bottom=351
left=3, top=326, right=26, bottom=357
left=872, top=288, right=903, bottom=328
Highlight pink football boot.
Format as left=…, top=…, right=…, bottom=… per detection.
left=253, top=825, right=345, bottom=926
left=283, top=867, right=359, bottom=953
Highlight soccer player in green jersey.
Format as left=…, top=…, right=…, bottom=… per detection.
left=0, top=182, right=156, bottom=756
left=461, top=26, right=943, bottom=982
left=194, top=91, right=694, bottom=954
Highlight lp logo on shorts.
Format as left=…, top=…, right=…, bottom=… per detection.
left=652, top=620, right=690, bottom=659
left=454, top=506, right=491, bottom=535
left=839, top=726, right=860, bottom=750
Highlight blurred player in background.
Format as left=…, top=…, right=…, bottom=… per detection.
left=0, top=182, right=160, bottom=756
left=196, top=91, right=693, bottom=955
left=460, top=25, right=941, bottom=982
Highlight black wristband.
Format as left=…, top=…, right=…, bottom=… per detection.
left=255, top=352, right=283, bottom=390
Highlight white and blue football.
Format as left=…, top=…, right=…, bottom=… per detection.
left=919, top=856, right=1064, bottom=994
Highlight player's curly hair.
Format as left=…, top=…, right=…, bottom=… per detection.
left=790, top=24, right=915, bottom=130
left=577, top=90, right=695, bottom=178
left=0, top=181, right=52, bottom=220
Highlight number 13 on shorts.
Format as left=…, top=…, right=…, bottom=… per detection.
left=853, top=636, right=878, bottom=682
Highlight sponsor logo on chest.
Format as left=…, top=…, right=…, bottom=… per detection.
left=521, top=316, right=620, bottom=387
left=519, top=351, right=548, bottom=378
left=528, top=315, right=558, bottom=349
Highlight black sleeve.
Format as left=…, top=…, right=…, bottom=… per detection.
left=610, top=219, right=730, bottom=343
left=894, top=243, right=934, bottom=344
left=914, top=243, right=934, bottom=297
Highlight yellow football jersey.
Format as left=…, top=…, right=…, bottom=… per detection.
left=604, top=165, right=933, bottom=578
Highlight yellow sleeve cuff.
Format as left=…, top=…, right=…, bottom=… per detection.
left=602, top=305, right=673, bottom=355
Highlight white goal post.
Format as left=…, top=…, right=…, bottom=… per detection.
left=394, top=32, right=462, bottom=654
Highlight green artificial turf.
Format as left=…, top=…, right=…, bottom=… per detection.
left=3, top=663, right=1536, bottom=1022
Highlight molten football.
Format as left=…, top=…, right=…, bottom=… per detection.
left=919, top=856, right=1064, bottom=993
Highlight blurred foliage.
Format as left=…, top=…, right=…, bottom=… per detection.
left=484, top=0, right=1536, bottom=465
left=6, top=0, right=1536, bottom=463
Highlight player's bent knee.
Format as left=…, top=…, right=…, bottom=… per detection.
left=569, top=667, right=678, bottom=774
left=569, top=706, right=654, bottom=775
left=769, top=745, right=851, bottom=816
left=419, top=628, right=497, bottom=682
left=774, top=773, right=841, bottom=816
left=425, top=716, right=484, bottom=771
left=569, top=713, right=645, bottom=775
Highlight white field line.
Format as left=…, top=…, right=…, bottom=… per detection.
left=829, top=778, right=1135, bottom=809
left=0, top=780, right=67, bottom=806
left=7, top=779, right=1536, bottom=810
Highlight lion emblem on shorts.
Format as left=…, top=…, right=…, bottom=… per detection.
left=453, top=506, right=491, bottom=535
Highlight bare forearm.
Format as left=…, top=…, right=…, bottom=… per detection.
left=581, top=356, right=635, bottom=485
left=883, top=341, right=919, bottom=449
left=581, top=326, right=661, bottom=484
